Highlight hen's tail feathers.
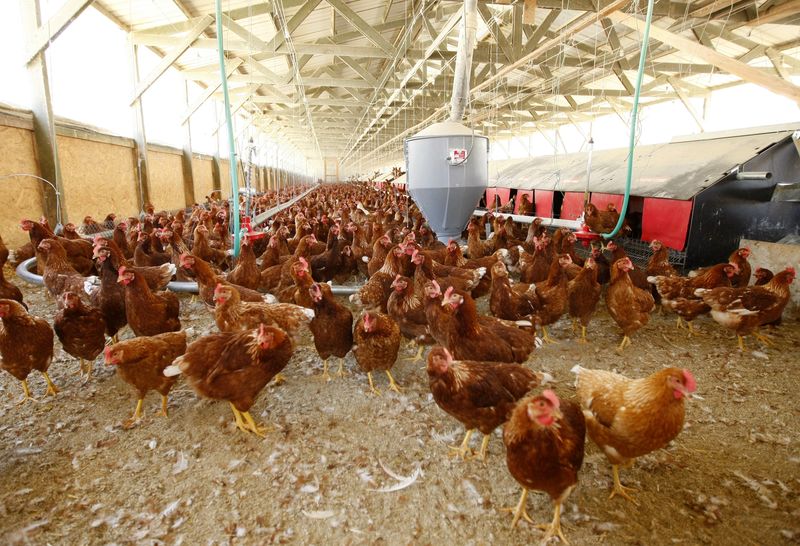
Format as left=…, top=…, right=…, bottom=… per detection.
left=476, top=267, right=487, bottom=279
left=646, top=276, right=658, bottom=284
left=263, top=293, right=277, bottom=303
left=164, top=263, right=178, bottom=277
left=163, top=355, right=185, bottom=377
left=302, top=308, right=315, bottom=320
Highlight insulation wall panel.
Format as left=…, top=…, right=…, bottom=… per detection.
left=0, top=125, right=43, bottom=248
left=148, top=150, right=185, bottom=211
left=219, top=160, right=231, bottom=199
left=192, top=157, right=214, bottom=203
left=56, top=135, right=139, bottom=223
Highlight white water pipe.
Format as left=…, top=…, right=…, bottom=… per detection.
left=449, top=0, right=478, bottom=122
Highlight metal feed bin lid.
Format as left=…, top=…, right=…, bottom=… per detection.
left=404, top=121, right=488, bottom=242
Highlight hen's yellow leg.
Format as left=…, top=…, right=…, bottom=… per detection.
left=609, top=465, right=639, bottom=505
left=676, top=316, right=684, bottom=329
left=159, top=395, right=169, bottom=417
left=541, top=326, right=558, bottom=344
left=476, top=434, right=491, bottom=462
left=17, top=380, right=34, bottom=405
left=74, top=358, right=85, bottom=376
left=367, top=371, right=382, bottom=396
left=124, top=399, right=144, bottom=428
left=686, top=321, right=700, bottom=338
left=241, top=411, right=268, bottom=437
left=502, top=488, right=534, bottom=528
left=448, top=429, right=474, bottom=460
left=753, top=330, right=773, bottom=346
left=84, top=359, right=93, bottom=380
left=229, top=402, right=248, bottom=433
left=578, top=325, right=588, bottom=344
left=43, top=372, right=59, bottom=396
left=403, top=344, right=425, bottom=363
left=385, top=370, right=402, bottom=393
left=537, top=501, right=570, bottom=544
left=320, top=358, right=332, bottom=382
left=335, top=357, right=348, bottom=378
left=616, top=335, right=631, bottom=352
left=737, top=335, right=746, bottom=351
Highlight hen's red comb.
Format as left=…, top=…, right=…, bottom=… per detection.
left=682, top=369, right=697, bottom=393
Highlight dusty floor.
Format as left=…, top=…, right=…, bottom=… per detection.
left=0, top=270, right=798, bottom=546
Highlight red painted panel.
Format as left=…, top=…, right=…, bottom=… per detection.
left=560, top=192, right=585, bottom=220
left=514, top=190, right=534, bottom=214
left=486, top=188, right=511, bottom=208
left=642, top=198, right=692, bottom=251
left=590, top=193, right=623, bottom=211
left=534, top=190, right=554, bottom=218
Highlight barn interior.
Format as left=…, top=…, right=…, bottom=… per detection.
left=0, top=0, right=799, bottom=544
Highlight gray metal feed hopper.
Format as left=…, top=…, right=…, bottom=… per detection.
left=404, top=121, right=488, bottom=243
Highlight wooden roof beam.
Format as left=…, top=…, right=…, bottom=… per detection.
left=25, top=0, right=95, bottom=64
left=609, top=11, right=800, bottom=103
left=129, top=14, right=214, bottom=105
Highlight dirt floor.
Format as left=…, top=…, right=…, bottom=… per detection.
left=0, top=270, right=798, bottom=546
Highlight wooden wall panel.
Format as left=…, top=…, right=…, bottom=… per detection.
left=192, top=157, right=214, bottom=203
left=148, top=150, right=185, bottom=211
left=219, top=160, right=231, bottom=199
left=57, top=135, right=139, bottom=224
left=0, top=125, right=45, bottom=248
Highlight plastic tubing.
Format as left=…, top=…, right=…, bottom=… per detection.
left=602, top=0, right=655, bottom=240
left=216, top=0, right=241, bottom=258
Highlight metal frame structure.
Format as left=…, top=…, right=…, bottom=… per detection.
left=18, top=0, right=800, bottom=175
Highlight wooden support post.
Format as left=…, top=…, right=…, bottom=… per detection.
left=22, top=0, right=67, bottom=227
left=129, top=44, right=152, bottom=212
left=181, top=81, right=196, bottom=207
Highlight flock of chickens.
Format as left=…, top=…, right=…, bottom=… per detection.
left=0, top=182, right=795, bottom=543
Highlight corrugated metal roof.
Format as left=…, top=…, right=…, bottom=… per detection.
left=489, top=124, right=800, bottom=200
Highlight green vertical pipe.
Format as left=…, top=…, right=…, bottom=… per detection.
left=215, top=0, right=241, bottom=257
left=602, top=0, right=655, bottom=240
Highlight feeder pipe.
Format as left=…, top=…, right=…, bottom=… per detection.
left=215, top=0, right=241, bottom=258
left=602, top=0, right=655, bottom=240
left=449, top=0, right=478, bottom=122
left=735, top=171, right=772, bottom=180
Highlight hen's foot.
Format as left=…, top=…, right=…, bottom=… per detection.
left=402, top=345, right=425, bottom=363
left=448, top=429, right=475, bottom=460
left=615, top=335, right=631, bottom=353
left=319, top=359, right=332, bottom=382
left=537, top=501, right=569, bottom=544
left=676, top=316, right=684, bottom=329
left=502, top=488, right=533, bottom=528
left=385, top=370, right=402, bottom=393
left=17, top=380, right=34, bottom=405
left=241, top=411, right=269, bottom=437
left=123, top=399, right=144, bottom=429
left=43, top=372, right=59, bottom=396
left=541, top=326, right=558, bottom=344
left=335, top=359, right=348, bottom=378
left=753, top=331, right=773, bottom=346
left=686, top=321, right=702, bottom=338
left=367, top=372, right=382, bottom=396
left=577, top=325, right=588, bottom=344
left=609, top=465, right=639, bottom=505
